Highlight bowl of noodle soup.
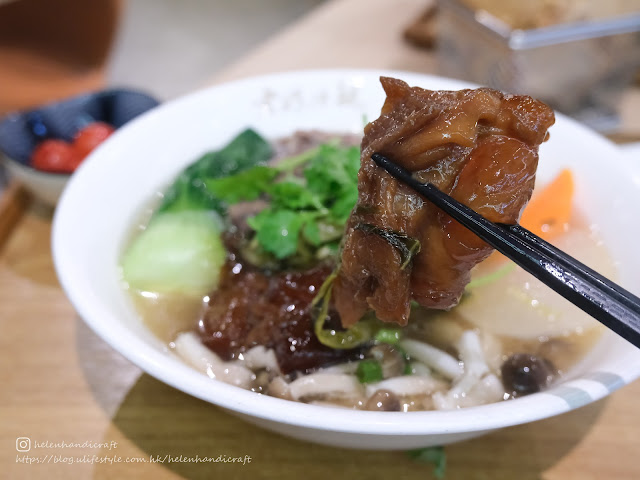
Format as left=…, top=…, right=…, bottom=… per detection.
left=53, top=70, right=640, bottom=449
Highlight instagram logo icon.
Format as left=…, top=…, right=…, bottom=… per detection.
left=16, top=437, right=31, bottom=452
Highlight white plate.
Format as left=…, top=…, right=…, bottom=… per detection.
left=52, top=69, right=640, bottom=449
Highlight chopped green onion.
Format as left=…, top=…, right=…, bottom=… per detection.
left=407, top=446, right=447, bottom=479
left=356, top=360, right=383, bottom=384
left=374, top=328, right=402, bottom=345
left=311, top=270, right=374, bottom=349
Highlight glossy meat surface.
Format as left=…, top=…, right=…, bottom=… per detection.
left=334, top=77, right=555, bottom=327
left=198, top=255, right=355, bottom=374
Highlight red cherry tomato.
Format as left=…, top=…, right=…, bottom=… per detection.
left=73, top=122, right=115, bottom=159
left=30, top=140, right=79, bottom=173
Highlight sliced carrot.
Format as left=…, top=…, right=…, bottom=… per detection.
left=520, top=168, right=574, bottom=240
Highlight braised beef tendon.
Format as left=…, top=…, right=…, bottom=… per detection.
left=198, top=257, right=357, bottom=374
left=334, top=77, right=555, bottom=327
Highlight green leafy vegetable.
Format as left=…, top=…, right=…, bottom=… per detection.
left=158, top=129, right=272, bottom=215
left=121, top=210, right=226, bottom=295
left=407, top=446, right=447, bottom=479
left=356, top=360, right=383, bottom=384
left=202, top=142, right=360, bottom=264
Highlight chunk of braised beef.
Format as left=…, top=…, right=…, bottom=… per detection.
left=334, top=77, right=555, bottom=327
left=198, top=258, right=358, bottom=374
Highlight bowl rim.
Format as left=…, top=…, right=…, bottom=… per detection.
left=52, top=68, right=640, bottom=436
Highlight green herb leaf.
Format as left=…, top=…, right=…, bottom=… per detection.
left=247, top=209, right=308, bottom=259
left=158, top=129, right=272, bottom=215
left=268, top=181, right=324, bottom=210
left=329, top=184, right=358, bottom=222
left=241, top=142, right=360, bottom=262
left=205, top=166, right=278, bottom=203
left=407, top=446, right=447, bottom=479
left=304, top=145, right=360, bottom=202
left=356, top=359, right=383, bottom=384
left=302, top=221, right=322, bottom=246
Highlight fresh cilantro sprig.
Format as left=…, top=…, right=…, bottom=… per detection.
left=206, top=143, right=360, bottom=260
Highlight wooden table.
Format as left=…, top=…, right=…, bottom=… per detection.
left=2, top=1, right=639, bottom=479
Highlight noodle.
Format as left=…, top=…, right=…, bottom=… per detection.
left=399, top=339, right=463, bottom=380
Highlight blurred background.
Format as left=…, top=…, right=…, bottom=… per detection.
left=0, top=0, right=323, bottom=192
left=0, top=0, right=324, bottom=111
left=1, top=0, right=639, bottom=201
left=1, top=2, right=640, bottom=478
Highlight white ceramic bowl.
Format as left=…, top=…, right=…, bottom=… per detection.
left=52, top=70, right=640, bottom=450
left=2, top=155, right=69, bottom=206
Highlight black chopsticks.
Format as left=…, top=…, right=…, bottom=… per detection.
left=371, top=152, right=640, bottom=349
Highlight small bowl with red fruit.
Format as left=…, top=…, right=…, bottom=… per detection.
left=0, top=89, right=159, bottom=206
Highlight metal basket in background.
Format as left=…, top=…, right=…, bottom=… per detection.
left=437, top=0, right=640, bottom=131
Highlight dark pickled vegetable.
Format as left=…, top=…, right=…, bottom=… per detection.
left=501, top=353, right=556, bottom=397
left=198, top=255, right=359, bottom=374
left=334, top=77, right=555, bottom=327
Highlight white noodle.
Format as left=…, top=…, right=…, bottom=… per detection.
left=267, top=376, right=292, bottom=400
left=480, top=331, right=503, bottom=372
left=288, top=373, right=363, bottom=401
left=408, top=361, right=432, bottom=376
left=431, top=392, right=450, bottom=410
left=174, top=332, right=255, bottom=389
left=315, top=362, right=360, bottom=374
left=432, top=330, right=496, bottom=410
left=239, top=346, right=280, bottom=373
left=433, top=373, right=505, bottom=409
left=467, top=374, right=505, bottom=405
left=365, top=375, right=447, bottom=398
left=399, top=339, right=463, bottom=380
left=457, top=330, right=490, bottom=379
